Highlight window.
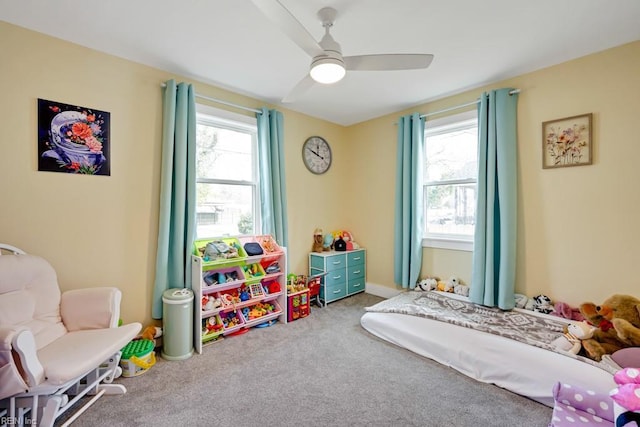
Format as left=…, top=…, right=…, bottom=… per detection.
left=423, top=110, right=478, bottom=251
left=195, top=105, right=259, bottom=238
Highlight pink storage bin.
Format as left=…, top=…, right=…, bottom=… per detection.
left=219, top=310, right=245, bottom=333
left=255, top=235, right=283, bottom=264
left=202, top=266, right=244, bottom=289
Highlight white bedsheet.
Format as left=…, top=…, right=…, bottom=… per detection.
left=361, top=298, right=616, bottom=407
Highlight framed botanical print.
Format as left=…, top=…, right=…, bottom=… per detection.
left=542, top=113, right=592, bottom=169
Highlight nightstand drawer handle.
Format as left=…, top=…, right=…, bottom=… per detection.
left=332, top=275, right=342, bottom=280
left=332, top=261, right=341, bottom=265
left=353, top=270, right=361, bottom=274
left=332, top=289, right=341, bottom=294
left=353, top=256, right=361, bottom=261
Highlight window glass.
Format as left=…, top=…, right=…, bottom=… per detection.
left=424, top=112, right=478, bottom=246
left=425, top=123, right=477, bottom=182
left=195, top=107, right=258, bottom=238
left=196, top=125, right=253, bottom=181
left=424, top=183, right=476, bottom=236
left=196, top=183, right=254, bottom=237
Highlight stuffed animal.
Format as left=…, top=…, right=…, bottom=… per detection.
left=323, top=233, right=333, bottom=251
left=553, top=301, right=585, bottom=321
left=579, top=294, right=640, bottom=361
left=552, top=321, right=596, bottom=355
left=454, top=283, right=470, bottom=297
left=533, top=294, right=555, bottom=314
left=416, top=277, right=438, bottom=291
left=436, top=276, right=458, bottom=293
left=202, top=295, right=222, bottom=311
left=514, top=294, right=535, bottom=310
left=341, top=232, right=352, bottom=251
left=341, top=231, right=360, bottom=250
left=312, top=228, right=324, bottom=253
left=140, top=325, right=163, bottom=346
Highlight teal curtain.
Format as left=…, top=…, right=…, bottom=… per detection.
left=152, top=80, right=197, bottom=319
left=256, top=108, right=288, bottom=248
left=470, top=88, right=518, bottom=309
left=394, top=113, right=425, bottom=289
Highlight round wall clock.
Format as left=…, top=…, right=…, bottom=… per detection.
left=302, top=136, right=332, bottom=174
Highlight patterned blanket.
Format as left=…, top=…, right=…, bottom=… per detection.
left=366, top=291, right=616, bottom=373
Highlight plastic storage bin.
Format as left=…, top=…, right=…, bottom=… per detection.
left=220, top=309, right=245, bottom=333
left=161, top=288, right=194, bottom=360
left=201, top=314, right=224, bottom=343
left=254, top=235, right=283, bottom=266
left=193, top=238, right=247, bottom=266
left=202, top=266, right=245, bottom=288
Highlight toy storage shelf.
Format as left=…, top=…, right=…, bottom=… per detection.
left=191, top=235, right=287, bottom=354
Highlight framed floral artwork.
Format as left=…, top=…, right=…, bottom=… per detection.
left=542, top=113, right=592, bottom=169
left=37, top=98, right=110, bottom=175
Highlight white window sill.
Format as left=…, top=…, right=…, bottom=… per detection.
left=422, top=237, right=473, bottom=252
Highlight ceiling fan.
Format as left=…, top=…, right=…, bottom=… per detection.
left=251, top=0, right=434, bottom=102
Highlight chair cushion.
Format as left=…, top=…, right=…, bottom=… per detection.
left=37, top=322, right=141, bottom=385
left=61, top=287, right=121, bottom=331
left=0, top=254, right=66, bottom=349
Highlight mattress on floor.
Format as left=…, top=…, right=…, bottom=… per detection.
left=360, top=291, right=616, bottom=407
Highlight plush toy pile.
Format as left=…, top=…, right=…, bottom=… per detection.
left=312, top=229, right=360, bottom=251
left=415, top=276, right=469, bottom=297
left=578, top=294, right=640, bottom=361
left=417, top=283, right=640, bottom=362
left=549, top=294, right=640, bottom=361
left=494, top=291, right=640, bottom=362
left=515, top=293, right=583, bottom=320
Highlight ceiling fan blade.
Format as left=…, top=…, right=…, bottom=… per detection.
left=282, top=75, right=316, bottom=103
left=251, top=0, right=323, bottom=58
left=344, top=54, right=434, bottom=71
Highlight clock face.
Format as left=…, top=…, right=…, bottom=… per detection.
left=302, top=136, right=332, bottom=174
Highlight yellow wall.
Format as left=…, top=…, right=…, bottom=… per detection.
left=2, top=20, right=639, bottom=326
left=349, top=41, right=640, bottom=306
left=0, top=22, right=345, bottom=326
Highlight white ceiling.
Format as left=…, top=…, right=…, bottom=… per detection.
left=2, top=0, right=639, bottom=126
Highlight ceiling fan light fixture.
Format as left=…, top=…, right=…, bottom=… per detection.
left=310, top=57, right=346, bottom=84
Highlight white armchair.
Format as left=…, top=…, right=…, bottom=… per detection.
left=0, top=244, right=141, bottom=426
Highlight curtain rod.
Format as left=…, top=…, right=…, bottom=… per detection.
left=420, top=89, right=520, bottom=119
left=160, top=83, right=262, bottom=114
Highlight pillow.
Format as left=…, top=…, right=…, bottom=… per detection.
left=611, top=348, right=640, bottom=369
left=552, top=382, right=613, bottom=422
left=614, top=368, right=640, bottom=385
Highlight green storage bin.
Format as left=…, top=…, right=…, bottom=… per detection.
left=161, top=288, right=194, bottom=361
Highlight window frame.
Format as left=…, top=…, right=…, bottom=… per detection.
left=422, top=109, right=478, bottom=252
left=195, top=104, right=260, bottom=238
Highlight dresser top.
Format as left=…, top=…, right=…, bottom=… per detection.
left=309, top=248, right=365, bottom=257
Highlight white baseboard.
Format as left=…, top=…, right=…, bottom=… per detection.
left=365, top=282, right=402, bottom=299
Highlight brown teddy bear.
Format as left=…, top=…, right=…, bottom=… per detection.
left=312, top=228, right=324, bottom=253
left=578, top=294, right=640, bottom=361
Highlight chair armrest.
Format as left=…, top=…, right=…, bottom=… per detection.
left=61, top=287, right=122, bottom=331
left=0, top=327, right=44, bottom=398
